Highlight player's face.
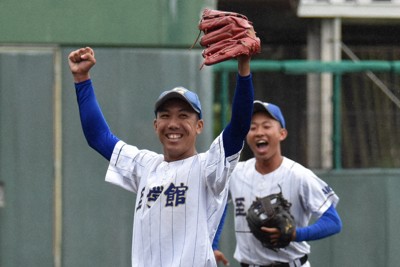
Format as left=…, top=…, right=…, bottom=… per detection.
left=154, top=99, right=203, bottom=162
left=246, top=111, right=287, bottom=162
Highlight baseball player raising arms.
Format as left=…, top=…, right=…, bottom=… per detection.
left=214, top=101, right=342, bottom=267
left=67, top=45, right=255, bottom=267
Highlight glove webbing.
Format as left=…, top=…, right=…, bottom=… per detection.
left=190, top=10, right=249, bottom=50
left=259, top=196, right=275, bottom=218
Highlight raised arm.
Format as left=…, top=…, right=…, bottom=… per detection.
left=68, top=47, right=119, bottom=160
left=222, top=55, right=254, bottom=157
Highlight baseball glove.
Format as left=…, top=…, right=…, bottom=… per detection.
left=192, top=8, right=261, bottom=67
left=246, top=187, right=295, bottom=251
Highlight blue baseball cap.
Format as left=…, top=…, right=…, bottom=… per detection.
left=253, top=100, right=286, bottom=128
left=154, top=87, right=202, bottom=119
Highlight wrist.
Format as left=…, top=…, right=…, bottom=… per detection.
left=73, top=73, right=90, bottom=83
left=237, top=55, right=250, bottom=76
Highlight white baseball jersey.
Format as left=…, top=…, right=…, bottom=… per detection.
left=105, top=134, right=241, bottom=267
left=229, top=157, right=339, bottom=265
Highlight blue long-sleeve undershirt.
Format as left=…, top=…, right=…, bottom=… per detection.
left=212, top=204, right=228, bottom=250
left=223, top=74, right=254, bottom=157
left=295, top=204, right=342, bottom=242
left=75, top=80, right=119, bottom=160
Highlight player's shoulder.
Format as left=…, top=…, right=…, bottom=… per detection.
left=114, top=141, right=161, bottom=164
left=281, top=157, right=300, bottom=170
left=281, top=157, right=317, bottom=179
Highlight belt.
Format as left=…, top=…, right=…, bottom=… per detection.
left=240, top=254, right=308, bottom=267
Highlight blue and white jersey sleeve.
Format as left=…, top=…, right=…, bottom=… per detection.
left=204, top=132, right=241, bottom=196
left=105, top=141, right=162, bottom=193
left=298, top=164, right=340, bottom=218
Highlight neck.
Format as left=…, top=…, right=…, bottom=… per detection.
left=164, top=150, right=198, bottom=163
left=255, top=155, right=284, bottom=175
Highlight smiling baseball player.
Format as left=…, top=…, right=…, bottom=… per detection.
left=213, top=101, right=342, bottom=267
left=67, top=9, right=262, bottom=266
left=67, top=37, right=257, bottom=267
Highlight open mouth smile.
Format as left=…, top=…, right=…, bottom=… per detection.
left=256, top=140, right=268, bottom=148
left=167, top=133, right=183, bottom=140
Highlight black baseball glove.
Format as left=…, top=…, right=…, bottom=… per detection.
left=246, top=187, right=295, bottom=251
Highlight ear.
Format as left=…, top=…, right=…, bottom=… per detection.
left=196, top=119, right=204, bottom=134
left=153, top=118, right=158, bottom=132
left=279, top=128, right=288, bottom=141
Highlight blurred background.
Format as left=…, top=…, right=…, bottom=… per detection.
left=0, top=0, right=400, bottom=266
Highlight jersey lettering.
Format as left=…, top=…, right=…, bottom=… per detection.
left=136, top=182, right=190, bottom=210
left=136, top=187, right=146, bottom=211
left=322, top=185, right=333, bottom=195
left=147, top=186, right=164, bottom=208
left=164, top=182, right=189, bottom=207
left=235, top=197, right=247, bottom=216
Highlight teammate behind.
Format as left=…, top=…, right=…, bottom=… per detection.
left=67, top=46, right=255, bottom=267
left=214, top=100, right=342, bottom=267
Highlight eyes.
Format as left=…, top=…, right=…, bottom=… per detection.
left=158, top=111, right=192, bottom=120
left=250, top=123, right=272, bottom=132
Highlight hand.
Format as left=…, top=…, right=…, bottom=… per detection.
left=68, top=47, right=96, bottom=83
left=261, top=226, right=296, bottom=246
left=261, top=226, right=282, bottom=247
left=214, top=249, right=230, bottom=266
